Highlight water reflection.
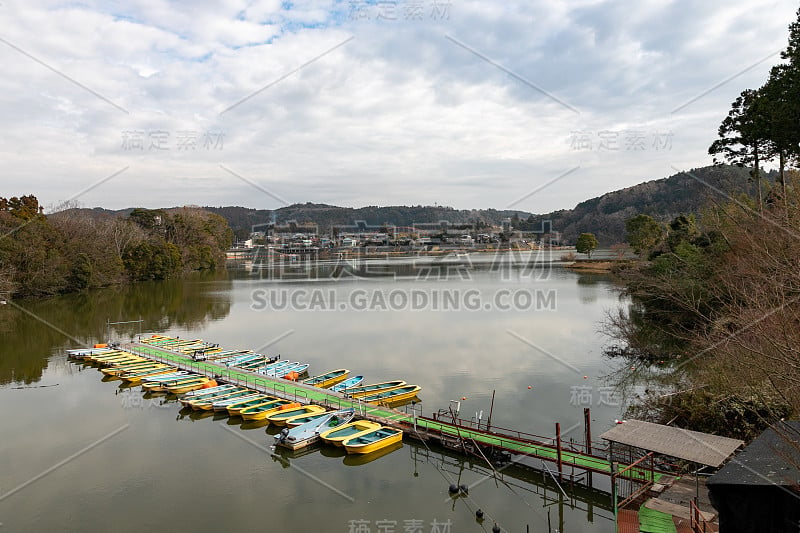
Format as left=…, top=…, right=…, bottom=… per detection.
left=0, top=271, right=232, bottom=385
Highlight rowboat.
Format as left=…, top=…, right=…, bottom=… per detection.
left=302, top=369, right=349, bottom=388
left=100, top=361, right=163, bottom=375
left=344, top=381, right=406, bottom=398
left=224, top=353, right=264, bottom=367
left=86, top=352, right=134, bottom=364
left=226, top=395, right=280, bottom=416
left=142, top=374, right=204, bottom=392
left=239, top=400, right=297, bottom=421
left=166, top=377, right=215, bottom=394
left=67, top=347, right=114, bottom=359
left=342, top=426, right=403, bottom=454
left=96, top=357, right=151, bottom=368
left=275, top=409, right=356, bottom=450
left=268, top=362, right=309, bottom=378
left=67, top=346, right=112, bottom=354
left=186, top=388, right=254, bottom=410
left=283, top=411, right=333, bottom=428
left=329, top=375, right=364, bottom=393
left=177, top=385, right=241, bottom=406
left=264, top=404, right=326, bottom=426
left=255, top=360, right=295, bottom=375
left=319, top=420, right=383, bottom=446
left=359, top=385, right=421, bottom=405
left=211, top=393, right=262, bottom=412
left=119, top=367, right=180, bottom=383
left=137, top=371, right=194, bottom=385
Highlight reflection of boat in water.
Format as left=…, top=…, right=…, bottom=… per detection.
left=343, top=441, right=403, bottom=466
left=240, top=419, right=271, bottom=430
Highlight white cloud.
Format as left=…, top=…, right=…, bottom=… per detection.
left=0, top=0, right=797, bottom=213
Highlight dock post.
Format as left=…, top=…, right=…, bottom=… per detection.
left=556, top=422, right=563, bottom=481
left=584, top=407, right=593, bottom=487
left=487, top=389, right=495, bottom=432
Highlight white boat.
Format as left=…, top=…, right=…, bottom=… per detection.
left=274, top=409, right=356, bottom=450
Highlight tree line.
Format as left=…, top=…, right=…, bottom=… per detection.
left=605, top=9, right=800, bottom=441
left=709, top=8, right=800, bottom=211
left=0, top=195, right=233, bottom=298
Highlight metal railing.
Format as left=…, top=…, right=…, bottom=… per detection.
left=690, top=499, right=709, bottom=533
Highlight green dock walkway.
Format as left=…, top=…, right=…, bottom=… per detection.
left=128, top=341, right=658, bottom=482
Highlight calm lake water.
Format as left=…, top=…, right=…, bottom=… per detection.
left=0, top=253, right=629, bottom=532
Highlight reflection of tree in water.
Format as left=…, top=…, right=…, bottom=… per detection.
left=0, top=271, right=232, bottom=385
left=575, top=273, right=605, bottom=304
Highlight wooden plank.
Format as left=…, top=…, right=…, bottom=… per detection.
left=644, top=498, right=715, bottom=522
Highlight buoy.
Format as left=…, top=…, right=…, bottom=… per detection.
left=459, top=484, right=469, bottom=494
left=461, top=397, right=467, bottom=401
left=527, top=385, right=532, bottom=389
left=448, top=484, right=459, bottom=494
left=492, top=524, right=501, bottom=533
left=583, top=375, right=588, bottom=379
left=476, top=509, right=484, bottom=519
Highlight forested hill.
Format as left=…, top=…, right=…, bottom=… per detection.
left=200, top=165, right=762, bottom=243
left=526, top=165, right=766, bottom=245
left=80, top=164, right=763, bottom=243
left=203, top=205, right=530, bottom=239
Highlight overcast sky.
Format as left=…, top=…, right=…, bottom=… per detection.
left=1, top=1, right=797, bottom=214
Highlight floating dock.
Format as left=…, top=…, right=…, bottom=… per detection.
left=123, top=337, right=659, bottom=487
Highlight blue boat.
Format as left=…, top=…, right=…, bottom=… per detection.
left=275, top=409, right=356, bottom=450
left=330, top=375, right=364, bottom=393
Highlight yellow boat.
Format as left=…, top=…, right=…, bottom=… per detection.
left=142, top=374, right=203, bottom=392
left=240, top=400, right=297, bottom=421
left=264, top=405, right=326, bottom=426
left=100, top=361, right=161, bottom=375
left=319, top=420, right=383, bottom=446
left=342, top=426, right=404, bottom=454
left=360, top=385, right=422, bottom=406
left=302, top=369, right=349, bottom=388
left=166, top=378, right=214, bottom=394
left=118, top=366, right=176, bottom=382
left=85, top=351, right=130, bottom=363
left=344, top=380, right=406, bottom=398
left=95, top=356, right=148, bottom=367
left=225, top=395, right=278, bottom=416
left=119, top=366, right=182, bottom=384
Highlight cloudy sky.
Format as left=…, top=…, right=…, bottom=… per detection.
left=0, top=1, right=797, bottom=214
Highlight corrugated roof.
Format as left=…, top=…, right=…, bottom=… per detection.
left=600, top=420, right=743, bottom=468
left=707, top=421, right=800, bottom=486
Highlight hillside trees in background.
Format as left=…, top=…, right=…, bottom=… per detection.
left=0, top=197, right=234, bottom=297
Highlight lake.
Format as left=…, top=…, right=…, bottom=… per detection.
left=0, top=252, right=628, bottom=532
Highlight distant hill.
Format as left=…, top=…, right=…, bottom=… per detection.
left=523, top=165, right=769, bottom=245
left=65, top=164, right=768, bottom=245
left=203, top=204, right=531, bottom=239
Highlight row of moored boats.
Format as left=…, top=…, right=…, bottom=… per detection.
left=67, top=339, right=413, bottom=454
